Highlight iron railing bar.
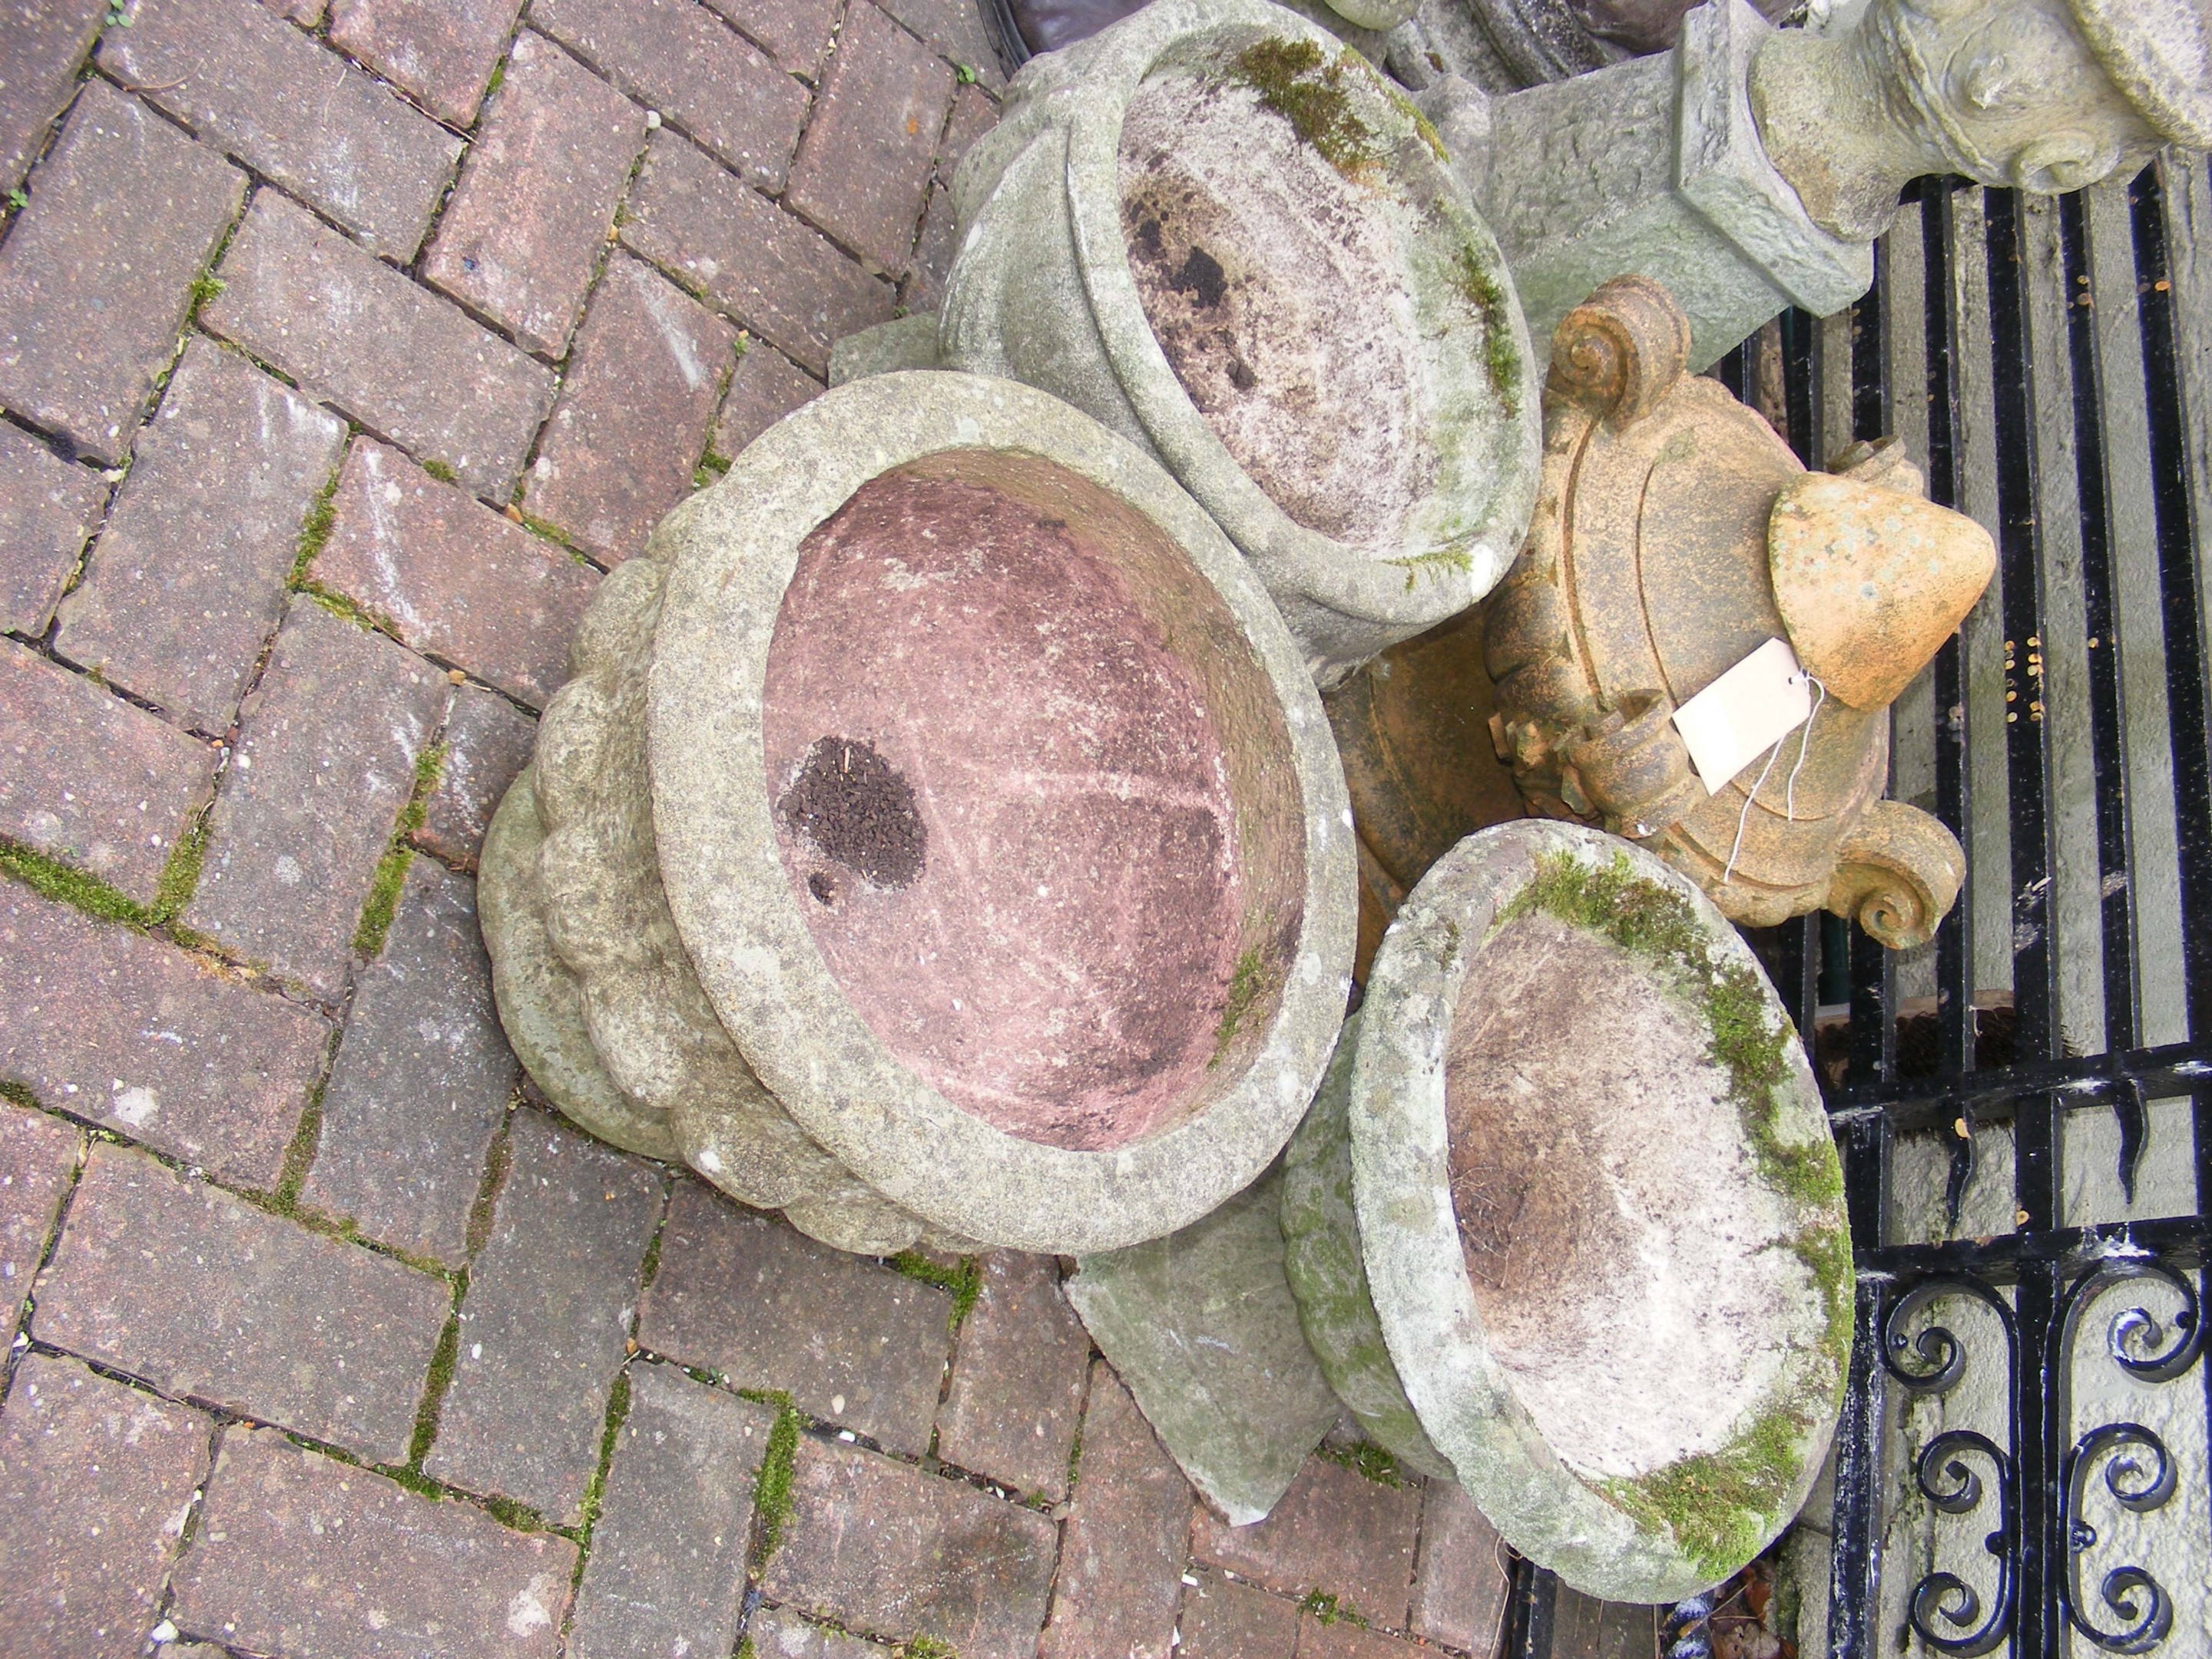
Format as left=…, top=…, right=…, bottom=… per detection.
left=1826, top=1035, right=2212, bottom=1118
left=1858, top=1213, right=2212, bottom=1278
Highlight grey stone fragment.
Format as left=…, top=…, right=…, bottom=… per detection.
left=760, top=1436, right=1059, bottom=1659
left=0, top=421, right=105, bottom=637
left=747, top=1606, right=894, bottom=1657
left=0, top=81, right=243, bottom=463
left=637, top=1184, right=952, bottom=1455
left=326, top=0, right=525, bottom=127
left=204, top=191, right=556, bottom=499
left=711, top=342, right=821, bottom=459
left=55, top=338, right=347, bottom=734
left=0, top=638, right=217, bottom=906
left=422, top=29, right=649, bottom=356
left=417, top=684, right=536, bottom=869
left=0, top=882, right=330, bottom=1186
left=1066, top=1167, right=1340, bottom=1525
left=170, top=1429, right=576, bottom=1658
left=100, top=0, right=461, bottom=258
left=184, top=598, right=448, bottom=998
left=0, top=1098, right=78, bottom=1337
left=0, top=1, right=104, bottom=194
left=934, top=1251, right=1087, bottom=1500
left=826, top=313, right=942, bottom=385
left=0, top=1353, right=213, bottom=1659
left=621, top=128, right=893, bottom=376
left=426, top=1111, right=664, bottom=1522
left=567, top=1363, right=778, bottom=1659
left=302, top=858, right=516, bottom=1266
left=1190, top=1452, right=1422, bottom=1631
left=532, top=0, right=809, bottom=191
left=1036, top=1361, right=1190, bottom=1659
left=34, top=1145, right=450, bottom=1462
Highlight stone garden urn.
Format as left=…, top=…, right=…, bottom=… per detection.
left=1326, top=279, right=1989, bottom=952
left=479, top=371, right=1355, bottom=1257
left=939, top=0, right=1540, bottom=687
left=1283, top=819, right=1852, bottom=1601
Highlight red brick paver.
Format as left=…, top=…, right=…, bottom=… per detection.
left=424, top=1111, right=662, bottom=1522
left=525, top=251, right=736, bottom=561
left=1176, top=1568, right=1302, bottom=1659
left=704, top=0, right=839, bottom=78
left=102, top=0, right=461, bottom=259
left=760, top=1435, right=1060, bottom=1659
left=749, top=1605, right=898, bottom=1657
left=0, top=1353, right=213, bottom=1659
left=0, top=80, right=244, bottom=464
left=786, top=0, right=953, bottom=276
left=1301, top=1614, right=1440, bottom=1657
left=300, top=856, right=515, bottom=1264
left=0, top=884, right=331, bottom=1185
left=0, top=1099, right=79, bottom=1336
left=937, top=1251, right=1088, bottom=1499
left=878, top=0, right=1005, bottom=87
left=423, top=28, right=647, bottom=358
left=34, top=1143, right=451, bottom=1461
left=170, top=1427, right=577, bottom=1657
left=0, top=0, right=105, bottom=194
left=55, top=337, right=348, bottom=735
left=1191, top=1454, right=1425, bottom=1633
left=567, top=1362, right=778, bottom=1659
left=639, top=1181, right=952, bottom=1455
left=206, top=191, right=556, bottom=500
left=327, top=0, right=525, bottom=127
left=0, top=422, right=106, bottom=637
left=1038, top=1361, right=1190, bottom=1659
left=1413, top=1479, right=1511, bottom=1651
left=903, top=180, right=957, bottom=312
left=0, top=640, right=217, bottom=905
left=534, top=0, right=810, bottom=191
left=184, top=598, right=448, bottom=998
left=313, top=436, right=599, bottom=709
left=713, top=339, right=822, bottom=459
left=624, top=128, right=894, bottom=376
left=416, top=684, right=536, bottom=866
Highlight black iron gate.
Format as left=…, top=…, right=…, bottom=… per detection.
left=1508, top=160, right=2212, bottom=1659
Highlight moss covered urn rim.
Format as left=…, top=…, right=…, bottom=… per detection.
left=1347, top=818, right=1849, bottom=1601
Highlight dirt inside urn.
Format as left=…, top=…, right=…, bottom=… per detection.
left=1441, top=909, right=1801, bottom=1480
left=762, top=458, right=1303, bottom=1151
left=1118, top=58, right=1433, bottom=555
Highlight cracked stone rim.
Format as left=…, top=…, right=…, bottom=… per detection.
left=645, top=369, right=1356, bottom=1255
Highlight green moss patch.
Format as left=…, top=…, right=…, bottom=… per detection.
left=751, top=1403, right=803, bottom=1566
left=1, top=836, right=152, bottom=926
left=1226, top=39, right=1380, bottom=178
left=1604, top=1402, right=1807, bottom=1586
left=1210, top=945, right=1269, bottom=1064
left=890, top=1250, right=982, bottom=1332
left=1452, top=247, right=1521, bottom=419
left=1317, top=1439, right=1402, bottom=1488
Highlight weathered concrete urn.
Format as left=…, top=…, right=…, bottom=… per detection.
left=1283, top=819, right=1853, bottom=1601
left=940, top=0, right=1540, bottom=686
left=1481, top=276, right=1990, bottom=947
left=479, top=371, right=1355, bottom=1257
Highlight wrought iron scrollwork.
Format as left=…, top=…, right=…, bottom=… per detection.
left=1908, top=1431, right=2017, bottom=1655
left=2065, top=1259, right=2204, bottom=1386
left=2059, top=1422, right=2177, bottom=1653
left=1880, top=1274, right=2015, bottom=1394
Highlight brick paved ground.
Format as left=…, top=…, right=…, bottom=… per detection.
left=0, top=4, right=1552, bottom=1654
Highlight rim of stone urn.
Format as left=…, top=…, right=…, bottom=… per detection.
left=1348, top=818, right=1843, bottom=1601
left=1043, top=0, right=1540, bottom=654
left=644, top=369, right=1357, bottom=1257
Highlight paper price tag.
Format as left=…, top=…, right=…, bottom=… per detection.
left=1671, top=637, right=1813, bottom=794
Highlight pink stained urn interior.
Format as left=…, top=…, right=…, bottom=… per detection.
left=760, top=452, right=1307, bottom=1151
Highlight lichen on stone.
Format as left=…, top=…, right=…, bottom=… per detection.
left=1452, top=247, right=1521, bottom=419
left=1224, top=38, right=1382, bottom=178
left=1602, top=1396, right=1814, bottom=1585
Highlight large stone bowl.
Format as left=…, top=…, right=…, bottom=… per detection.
left=480, top=371, right=1356, bottom=1257
left=940, top=0, right=1539, bottom=687
left=1283, top=817, right=1850, bottom=1600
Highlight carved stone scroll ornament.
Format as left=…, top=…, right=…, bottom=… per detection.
left=1482, top=275, right=1992, bottom=948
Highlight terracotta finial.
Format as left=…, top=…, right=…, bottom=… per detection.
left=1768, top=472, right=1995, bottom=712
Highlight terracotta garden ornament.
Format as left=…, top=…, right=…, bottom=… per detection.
left=1419, top=0, right=2212, bottom=372
left=479, top=371, right=1355, bottom=1258
left=1066, top=820, right=1851, bottom=1596
left=1333, top=276, right=1986, bottom=950
left=936, top=0, right=1540, bottom=686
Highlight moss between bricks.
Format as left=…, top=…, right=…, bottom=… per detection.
left=889, top=1250, right=980, bottom=1333
left=1501, top=848, right=1854, bottom=1581
left=1298, top=1589, right=1366, bottom=1628
left=750, top=1402, right=803, bottom=1566
left=353, top=743, right=447, bottom=959
left=1316, top=1439, right=1402, bottom=1488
